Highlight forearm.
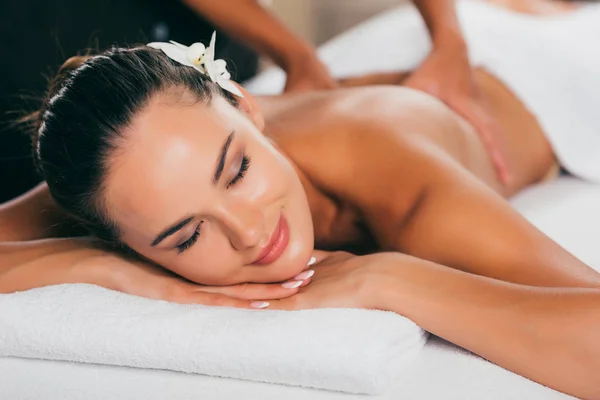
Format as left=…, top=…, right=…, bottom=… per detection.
left=412, top=0, right=465, bottom=48
left=0, top=237, right=104, bottom=293
left=181, top=0, right=314, bottom=71
left=0, top=183, right=75, bottom=242
left=374, top=254, right=600, bottom=399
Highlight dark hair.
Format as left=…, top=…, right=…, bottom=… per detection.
left=32, top=46, right=237, bottom=244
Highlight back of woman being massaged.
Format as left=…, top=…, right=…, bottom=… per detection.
left=1, top=3, right=600, bottom=399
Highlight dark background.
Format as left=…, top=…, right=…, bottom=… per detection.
left=0, top=0, right=258, bottom=202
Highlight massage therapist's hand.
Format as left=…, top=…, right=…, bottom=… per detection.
left=264, top=251, right=384, bottom=310
left=404, top=39, right=510, bottom=184
left=284, top=47, right=338, bottom=93
left=0, top=237, right=310, bottom=308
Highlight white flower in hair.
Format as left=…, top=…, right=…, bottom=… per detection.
left=147, top=32, right=243, bottom=98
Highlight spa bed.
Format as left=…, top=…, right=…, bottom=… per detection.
left=1, top=3, right=594, bottom=399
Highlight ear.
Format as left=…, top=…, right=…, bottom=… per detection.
left=233, top=83, right=265, bottom=131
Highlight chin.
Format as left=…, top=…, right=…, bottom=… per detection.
left=276, top=232, right=314, bottom=281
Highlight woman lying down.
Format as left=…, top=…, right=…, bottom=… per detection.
left=1, top=1, right=600, bottom=398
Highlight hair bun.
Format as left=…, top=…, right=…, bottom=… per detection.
left=50, top=55, right=92, bottom=94
left=58, top=55, right=91, bottom=75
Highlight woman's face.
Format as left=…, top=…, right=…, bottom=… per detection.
left=104, top=91, right=314, bottom=285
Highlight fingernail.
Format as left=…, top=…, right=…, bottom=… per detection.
left=250, top=301, right=270, bottom=309
left=307, top=256, right=317, bottom=266
left=282, top=280, right=303, bottom=289
left=294, top=270, right=315, bottom=280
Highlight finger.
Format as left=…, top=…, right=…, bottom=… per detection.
left=257, top=296, right=299, bottom=311
left=194, top=282, right=301, bottom=301
left=480, top=121, right=511, bottom=183
left=299, top=277, right=312, bottom=287
left=452, top=101, right=511, bottom=182
left=454, top=101, right=495, bottom=147
left=169, top=290, right=253, bottom=309
left=481, top=126, right=511, bottom=184
left=491, top=148, right=510, bottom=183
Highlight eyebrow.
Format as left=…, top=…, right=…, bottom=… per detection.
left=213, top=131, right=235, bottom=184
left=150, top=131, right=235, bottom=248
left=151, top=216, right=194, bottom=247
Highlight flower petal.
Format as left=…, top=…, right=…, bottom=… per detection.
left=204, top=32, right=218, bottom=82
left=217, top=77, right=244, bottom=98
left=186, top=42, right=206, bottom=65
left=213, top=59, right=228, bottom=75
left=169, top=40, right=188, bottom=50
left=147, top=42, right=193, bottom=67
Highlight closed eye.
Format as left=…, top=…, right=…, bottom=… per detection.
left=227, top=154, right=251, bottom=188
left=176, top=222, right=202, bottom=253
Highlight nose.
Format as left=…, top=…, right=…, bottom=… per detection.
left=217, top=198, right=266, bottom=251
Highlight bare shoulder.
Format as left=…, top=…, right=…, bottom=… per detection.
left=268, top=87, right=458, bottom=246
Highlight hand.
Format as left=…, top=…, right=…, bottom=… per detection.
left=94, top=252, right=313, bottom=308
left=404, top=43, right=510, bottom=184
left=284, top=51, right=338, bottom=93
left=264, top=251, right=382, bottom=311
left=0, top=238, right=311, bottom=308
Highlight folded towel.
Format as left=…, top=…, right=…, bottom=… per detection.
left=0, top=284, right=427, bottom=394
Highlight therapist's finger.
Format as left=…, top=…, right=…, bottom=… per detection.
left=451, top=99, right=510, bottom=184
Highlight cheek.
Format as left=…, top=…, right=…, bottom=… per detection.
left=131, top=239, right=245, bottom=286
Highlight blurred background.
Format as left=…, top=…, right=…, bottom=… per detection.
left=270, top=0, right=401, bottom=45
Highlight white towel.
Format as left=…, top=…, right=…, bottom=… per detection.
left=0, top=284, right=427, bottom=395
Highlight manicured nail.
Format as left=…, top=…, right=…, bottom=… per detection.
left=307, top=256, right=317, bottom=266
left=250, top=301, right=270, bottom=309
left=294, top=270, right=314, bottom=280
left=282, top=280, right=303, bottom=289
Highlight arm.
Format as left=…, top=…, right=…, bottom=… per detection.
left=413, top=0, right=465, bottom=49
left=373, top=253, right=600, bottom=400
left=0, top=237, right=306, bottom=305
left=407, top=0, right=509, bottom=182
left=181, top=0, right=336, bottom=91
left=0, top=183, right=76, bottom=242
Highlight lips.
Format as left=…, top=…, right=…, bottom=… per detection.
left=252, top=214, right=290, bottom=265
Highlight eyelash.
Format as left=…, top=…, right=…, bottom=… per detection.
left=227, top=154, right=251, bottom=189
left=176, top=154, right=251, bottom=254
left=177, top=223, right=202, bottom=254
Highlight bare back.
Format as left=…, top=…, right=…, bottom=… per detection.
left=255, top=69, right=557, bottom=252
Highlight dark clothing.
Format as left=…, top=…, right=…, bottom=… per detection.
left=0, top=0, right=259, bottom=202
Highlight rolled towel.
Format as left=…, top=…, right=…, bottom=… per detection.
left=0, top=284, right=427, bottom=394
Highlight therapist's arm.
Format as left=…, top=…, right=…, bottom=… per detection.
left=181, top=0, right=337, bottom=92
left=413, top=0, right=465, bottom=48
left=407, top=0, right=509, bottom=183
